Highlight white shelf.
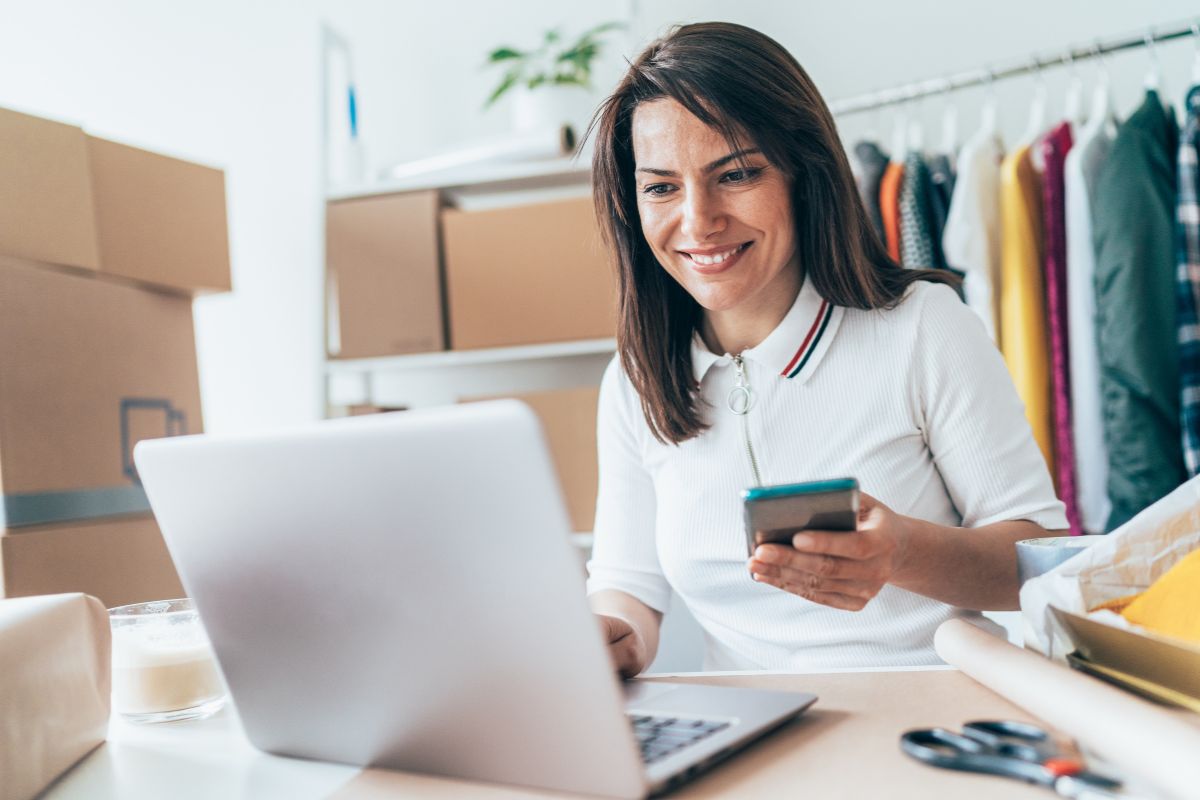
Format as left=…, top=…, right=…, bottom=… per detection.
left=326, top=338, right=616, bottom=409
left=327, top=157, right=591, bottom=201
left=326, top=337, right=616, bottom=376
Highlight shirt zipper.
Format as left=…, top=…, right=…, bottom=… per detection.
left=728, top=354, right=764, bottom=486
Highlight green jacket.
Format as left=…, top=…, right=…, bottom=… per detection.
left=1092, top=91, right=1185, bottom=530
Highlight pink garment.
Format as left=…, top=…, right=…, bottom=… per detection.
left=1040, top=122, right=1081, bottom=535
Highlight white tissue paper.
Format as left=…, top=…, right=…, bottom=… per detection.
left=1019, top=475, right=1200, bottom=659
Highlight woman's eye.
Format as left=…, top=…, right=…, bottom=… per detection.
left=722, top=167, right=763, bottom=184
left=641, top=183, right=675, bottom=196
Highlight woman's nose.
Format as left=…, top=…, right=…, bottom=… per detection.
left=679, top=190, right=726, bottom=241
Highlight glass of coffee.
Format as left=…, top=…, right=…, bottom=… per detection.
left=108, top=598, right=226, bottom=723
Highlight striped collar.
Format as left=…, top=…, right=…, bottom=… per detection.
left=690, top=277, right=845, bottom=384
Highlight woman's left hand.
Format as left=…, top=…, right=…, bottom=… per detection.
left=747, top=492, right=911, bottom=611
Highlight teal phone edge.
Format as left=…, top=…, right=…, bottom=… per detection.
left=741, top=477, right=859, bottom=503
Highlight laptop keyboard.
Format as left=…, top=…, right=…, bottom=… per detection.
left=627, top=714, right=731, bottom=764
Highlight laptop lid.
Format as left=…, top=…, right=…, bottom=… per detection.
left=135, top=401, right=647, bottom=798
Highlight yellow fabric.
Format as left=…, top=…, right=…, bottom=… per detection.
left=1120, top=548, right=1200, bottom=644
left=999, top=145, right=1054, bottom=476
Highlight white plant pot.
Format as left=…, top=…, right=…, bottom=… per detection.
left=511, top=85, right=591, bottom=135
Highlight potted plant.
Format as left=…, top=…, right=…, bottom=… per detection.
left=485, top=22, right=625, bottom=132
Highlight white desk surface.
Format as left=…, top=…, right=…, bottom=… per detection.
left=44, top=666, right=1053, bottom=800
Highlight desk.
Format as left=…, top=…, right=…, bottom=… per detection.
left=46, top=667, right=1050, bottom=799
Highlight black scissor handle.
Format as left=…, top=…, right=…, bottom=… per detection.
left=900, top=728, right=1055, bottom=787
left=962, top=720, right=1051, bottom=762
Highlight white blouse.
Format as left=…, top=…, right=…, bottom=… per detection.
left=586, top=278, right=1067, bottom=671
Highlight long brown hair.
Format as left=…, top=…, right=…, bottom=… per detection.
left=589, top=22, right=958, bottom=445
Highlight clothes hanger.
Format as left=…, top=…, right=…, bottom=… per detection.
left=1191, top=21, right=1200, bottom=87
left=1062, top=51, right=1085, bottom=128
left=939, top=79, right=959, bottom=157
left=1019, top=58, right=1048, bottom=150
left=1143, top=29, right=1162, bottom=91
left=865, top=101, right=883, bottom=148
left=890, top=96, right=909, bottom=164
left=980, top=66, right=1000, bottom=138
left=1083, top=41, right=1119, bottom=137
left=906, top=90, right=925, bottom=156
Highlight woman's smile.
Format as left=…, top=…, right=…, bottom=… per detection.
left=680, top=241, right=753, bottom=274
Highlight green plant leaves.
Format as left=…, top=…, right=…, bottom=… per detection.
left=487, top=47, right=525, bottom=62
left=485, top=70, right=521, bottom=108
left=482, top=20, right=625, bottom=109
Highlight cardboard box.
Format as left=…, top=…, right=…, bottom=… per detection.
left=327, top=190, right=445, bottom=358
left=442, top=196, right=615, bottom=350
left=1052, top=607, right=1200, bottom=713
left=462, top=387, right=599, bottom=533
left=0, top=515, right=183, bottom=608
left=0, top=105, right=231, bottom=295
left=0, top=107, right=100, bottom=272
left=87, top=135, right=231, bottom=293
left=0, top=257, right=202, bottom=529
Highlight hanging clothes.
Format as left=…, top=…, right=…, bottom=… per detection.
left=926, top=153, right=956, bottom=241
left=880, top=160, right=905, bottom=262
left=999, top=144, right=1055, bottom=475
left=1092, top=90, right=1185, bottom=530
left=1177, top=85, right=1200, bottom=478
left=944, top=128, right=1005, bottom=341
left=1039, top=122, right=1081, bottom=535
left=1064, top=114, right=1116, bottom=534
left=854, top=141, right=889, bottom=241
left=899, top=151, right=944, bottom=269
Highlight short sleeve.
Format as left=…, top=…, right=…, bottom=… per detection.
left=914, top=284, right=1069, bottom=530
left=585, top=357, right=672, bottom=613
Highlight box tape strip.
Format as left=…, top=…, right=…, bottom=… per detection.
left=1, top=486, right=151, bottom=529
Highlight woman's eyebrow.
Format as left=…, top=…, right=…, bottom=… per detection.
left=636, top=148, right=764, bottom=178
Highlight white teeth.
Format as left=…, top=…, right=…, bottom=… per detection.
left=689, top=244, right=743, bottom=265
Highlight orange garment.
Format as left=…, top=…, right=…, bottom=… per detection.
left=999, top=145, right=1055, bottom=478
left=879, top=162, right=905, bottom=261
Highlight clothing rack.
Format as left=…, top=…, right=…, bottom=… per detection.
left=829, top=18, right=1200, bottom=116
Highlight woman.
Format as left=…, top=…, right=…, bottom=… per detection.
left=585, top=22, right=1067, bottom=676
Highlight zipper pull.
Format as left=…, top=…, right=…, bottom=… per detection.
left=728, top=354, right=755, bottom=415
left=728, top=354, right=764, bottom=486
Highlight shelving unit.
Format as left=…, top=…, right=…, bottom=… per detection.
left=323, top=157, right=608, bottom=413
left=326, top=337, right=616, bottom=409
left=326, top=155, right=591, bottom=202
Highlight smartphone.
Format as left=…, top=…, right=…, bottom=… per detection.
left=742, top=478, right=860, bottom=557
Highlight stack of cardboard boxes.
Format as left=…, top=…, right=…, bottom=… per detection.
left=0, top=107, right=231, bottom=607
left=326, top=189, right=613, bottom=532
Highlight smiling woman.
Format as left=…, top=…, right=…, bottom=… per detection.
left=582, top=22, right=1068, bottom=677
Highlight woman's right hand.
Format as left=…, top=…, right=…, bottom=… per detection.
left=596, top=614, right=649, bottom=678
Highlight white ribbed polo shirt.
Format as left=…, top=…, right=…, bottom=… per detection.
left=586, top=278, right=1068, bottom=671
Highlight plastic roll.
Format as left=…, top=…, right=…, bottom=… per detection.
left=934, top=618, right=1200, bottom=800
left=380, top=126, right=576, bottom=182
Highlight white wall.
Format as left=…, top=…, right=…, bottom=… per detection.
left=1, top=0, right=324, bottom=434
left=4, top=1, right=1200, bottom=434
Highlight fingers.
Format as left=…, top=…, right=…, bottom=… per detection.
left=596, top=615, right=643, bottom=678
left=750, top=566, right=879, bottom=601
left=789, top=531, right=875, bottom=559
left=748, top=540, right=887, bottom=611
left=598, top=614, right=633, bottom=644
left=750, top=572, right=870, bottom=611
left=751, top=547, right=887, bottom=583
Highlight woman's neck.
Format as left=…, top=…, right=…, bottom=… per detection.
left=699, top=266, right=803, bottom=356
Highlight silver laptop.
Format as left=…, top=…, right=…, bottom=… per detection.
left=134, top=400, right=815, bottom=798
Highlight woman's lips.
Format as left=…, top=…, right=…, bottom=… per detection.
left=681, top=242, right=752, bottom=275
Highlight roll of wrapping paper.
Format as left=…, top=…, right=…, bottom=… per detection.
left=380, top=125, right=577, bottom=182
left=935, top=618, right=1200, bottom=800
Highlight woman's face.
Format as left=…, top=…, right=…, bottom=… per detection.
left=631, top=98, right=800, bottom=317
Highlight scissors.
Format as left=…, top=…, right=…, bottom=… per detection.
left=900, top=720, right=1123, bottom=797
